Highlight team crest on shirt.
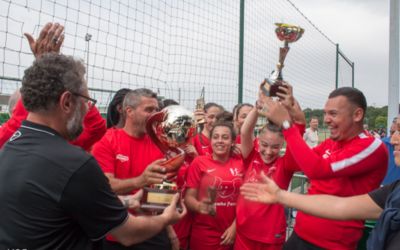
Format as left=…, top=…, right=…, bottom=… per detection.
left=229, top=167, right=243, bottom=177
left=322, top=149, right=331, bottom=159
left=116, top=154, right=129, bottom=162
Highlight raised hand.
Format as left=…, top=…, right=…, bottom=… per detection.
left=257, top=98, right=291, bottom=127
left=24, top=22, right=65, bottom=58
left=276, top=81, right=295, bottom=109
left=240, top=171, right=282, bottom=204
left=276, top=82, right=306, bottom=125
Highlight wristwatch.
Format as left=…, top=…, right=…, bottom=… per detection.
left=282, top=120, right=291, bottom=130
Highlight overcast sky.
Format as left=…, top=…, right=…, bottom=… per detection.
left=291, top=0, right=390, bottom=107
left=0, top=0, right=392, bottom=109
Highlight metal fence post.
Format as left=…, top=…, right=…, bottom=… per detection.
left=335, top=43, right=339, bottom=89
left=238, top=0, right=245, bottom=104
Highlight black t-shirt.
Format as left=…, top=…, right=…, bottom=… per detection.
left=369, top=180, right=400, bottom=250
left=0, top=121, right=128, bottom=250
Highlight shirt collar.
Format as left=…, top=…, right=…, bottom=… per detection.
left=21, top=120, right=62, bottom=137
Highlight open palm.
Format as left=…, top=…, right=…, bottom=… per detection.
left=240, top=172, right=281, bottom=204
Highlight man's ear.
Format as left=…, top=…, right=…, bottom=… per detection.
left=353, top=107, right=364, bottom=123
left=59, top=91, right=75, bottom=114
left=125, top=105, right=134, bottom=118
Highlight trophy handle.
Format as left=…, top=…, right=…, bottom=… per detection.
left=162, top=147, right=185, bottom=179
left=146, top=111, right=170, bottom=154
left=146, top=111, right=186, bottom=175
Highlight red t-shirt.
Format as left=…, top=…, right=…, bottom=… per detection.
left=236, top=148, right=299, bottom=245
left=193, top=133, right=211, bottom=156
left=0, top=99, right=106, bottom=151
left=92, top=128, right=163, bottom=189
left=186, top=155, right=244, bottom=250
left=284, top=126, right=388, bottom=250
left=92, top=128, right=164, bottom=242
left=235, top=135, right=241, bottom=144
left=173, top=155, right=195, bottom=249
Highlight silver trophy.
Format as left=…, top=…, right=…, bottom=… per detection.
left=141, top=105, right=196, bottom=213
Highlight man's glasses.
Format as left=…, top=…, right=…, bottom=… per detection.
left=71, top=92, right=97, bottom=107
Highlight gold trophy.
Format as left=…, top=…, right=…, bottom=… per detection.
left=141, top=105, right=196, bottom=213
left=261, top=23, right=304, bottom=97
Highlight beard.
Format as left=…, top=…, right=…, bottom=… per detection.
left=66, top=102, right=84, bottom=140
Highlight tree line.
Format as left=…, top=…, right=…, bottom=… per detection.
left=0, top=105, right=394, bottom=129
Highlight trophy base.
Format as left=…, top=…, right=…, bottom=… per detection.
left=140, top=183, right=182, bottom=214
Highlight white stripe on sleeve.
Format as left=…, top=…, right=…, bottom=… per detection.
left=331, top=138, right=382, bottom=172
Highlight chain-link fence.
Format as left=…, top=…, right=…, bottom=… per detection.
left=0, top=0, right=354, bottom=114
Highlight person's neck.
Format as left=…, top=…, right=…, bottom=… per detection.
left=212, top=153, right=230, bottom=163
left=27, top=112, right=67, bottom=138
left=123, top=123, right=145, bottom=138
left=340, top=126, right=364, bottom=143
left=202, top=129, right=210, bottom=138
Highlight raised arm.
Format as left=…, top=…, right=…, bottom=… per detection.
left=70, top=105, right=106, bottom=150
left=0, top=23, right=65, bottom=148
left=257, top=98, right=387, bottom=179
left=276, top=82, right=306, bottom=126
left=240, top=106, right=258, bottom=159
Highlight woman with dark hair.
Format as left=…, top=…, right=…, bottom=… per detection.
left=234, top=103, right=253, bottom=144
left=185, top=121, right=244, bottom=250
left=106, top=88, right=131, bottom=128
left=192, top=102, right=224, bottom=156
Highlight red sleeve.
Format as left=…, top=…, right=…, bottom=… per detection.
left=91, top=131, right=116, bottom=174
left=0, top=99, right=28, bottom=148
left=295, top=123, right=306, bottom=136
left=281, top=123, right=304, bottom=172
left=283, top=126, right=388, bottom=179
left=192, top=135, right=202, bottom=155
left=186, top=158, right=203, bottom=189
left=70, top=106, right=106, bottom=151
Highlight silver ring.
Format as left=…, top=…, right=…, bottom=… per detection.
left=262, top=106, right=268, bottom=113
left=52, top=38, right=58, bottom=44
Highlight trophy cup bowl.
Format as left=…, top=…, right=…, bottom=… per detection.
left=141, top=105, right=196, bottom=213
left=262, top=23, right=304, bottom=97
left=275, top=23, right=304, bottom=44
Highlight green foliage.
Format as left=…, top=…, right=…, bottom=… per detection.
left=365, top=106, right=388, bottom=129
left=303, top=105, right=388, bottom=130
left=374, top=116, right=387, bottom=129
left=0, top=113, right=10, bottom=125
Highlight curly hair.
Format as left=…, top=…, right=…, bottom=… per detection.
left=20, top=53, right=86, bottom=112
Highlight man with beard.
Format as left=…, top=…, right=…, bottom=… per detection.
left=257, top=87, right=388, bottom=250
left=241, top=117, right=400, bottom=250
left=0, top=54, right=186, bottom=249
left=0, top=22, right=106, bottom=150
left=92, top=88, right=180, bottom=250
